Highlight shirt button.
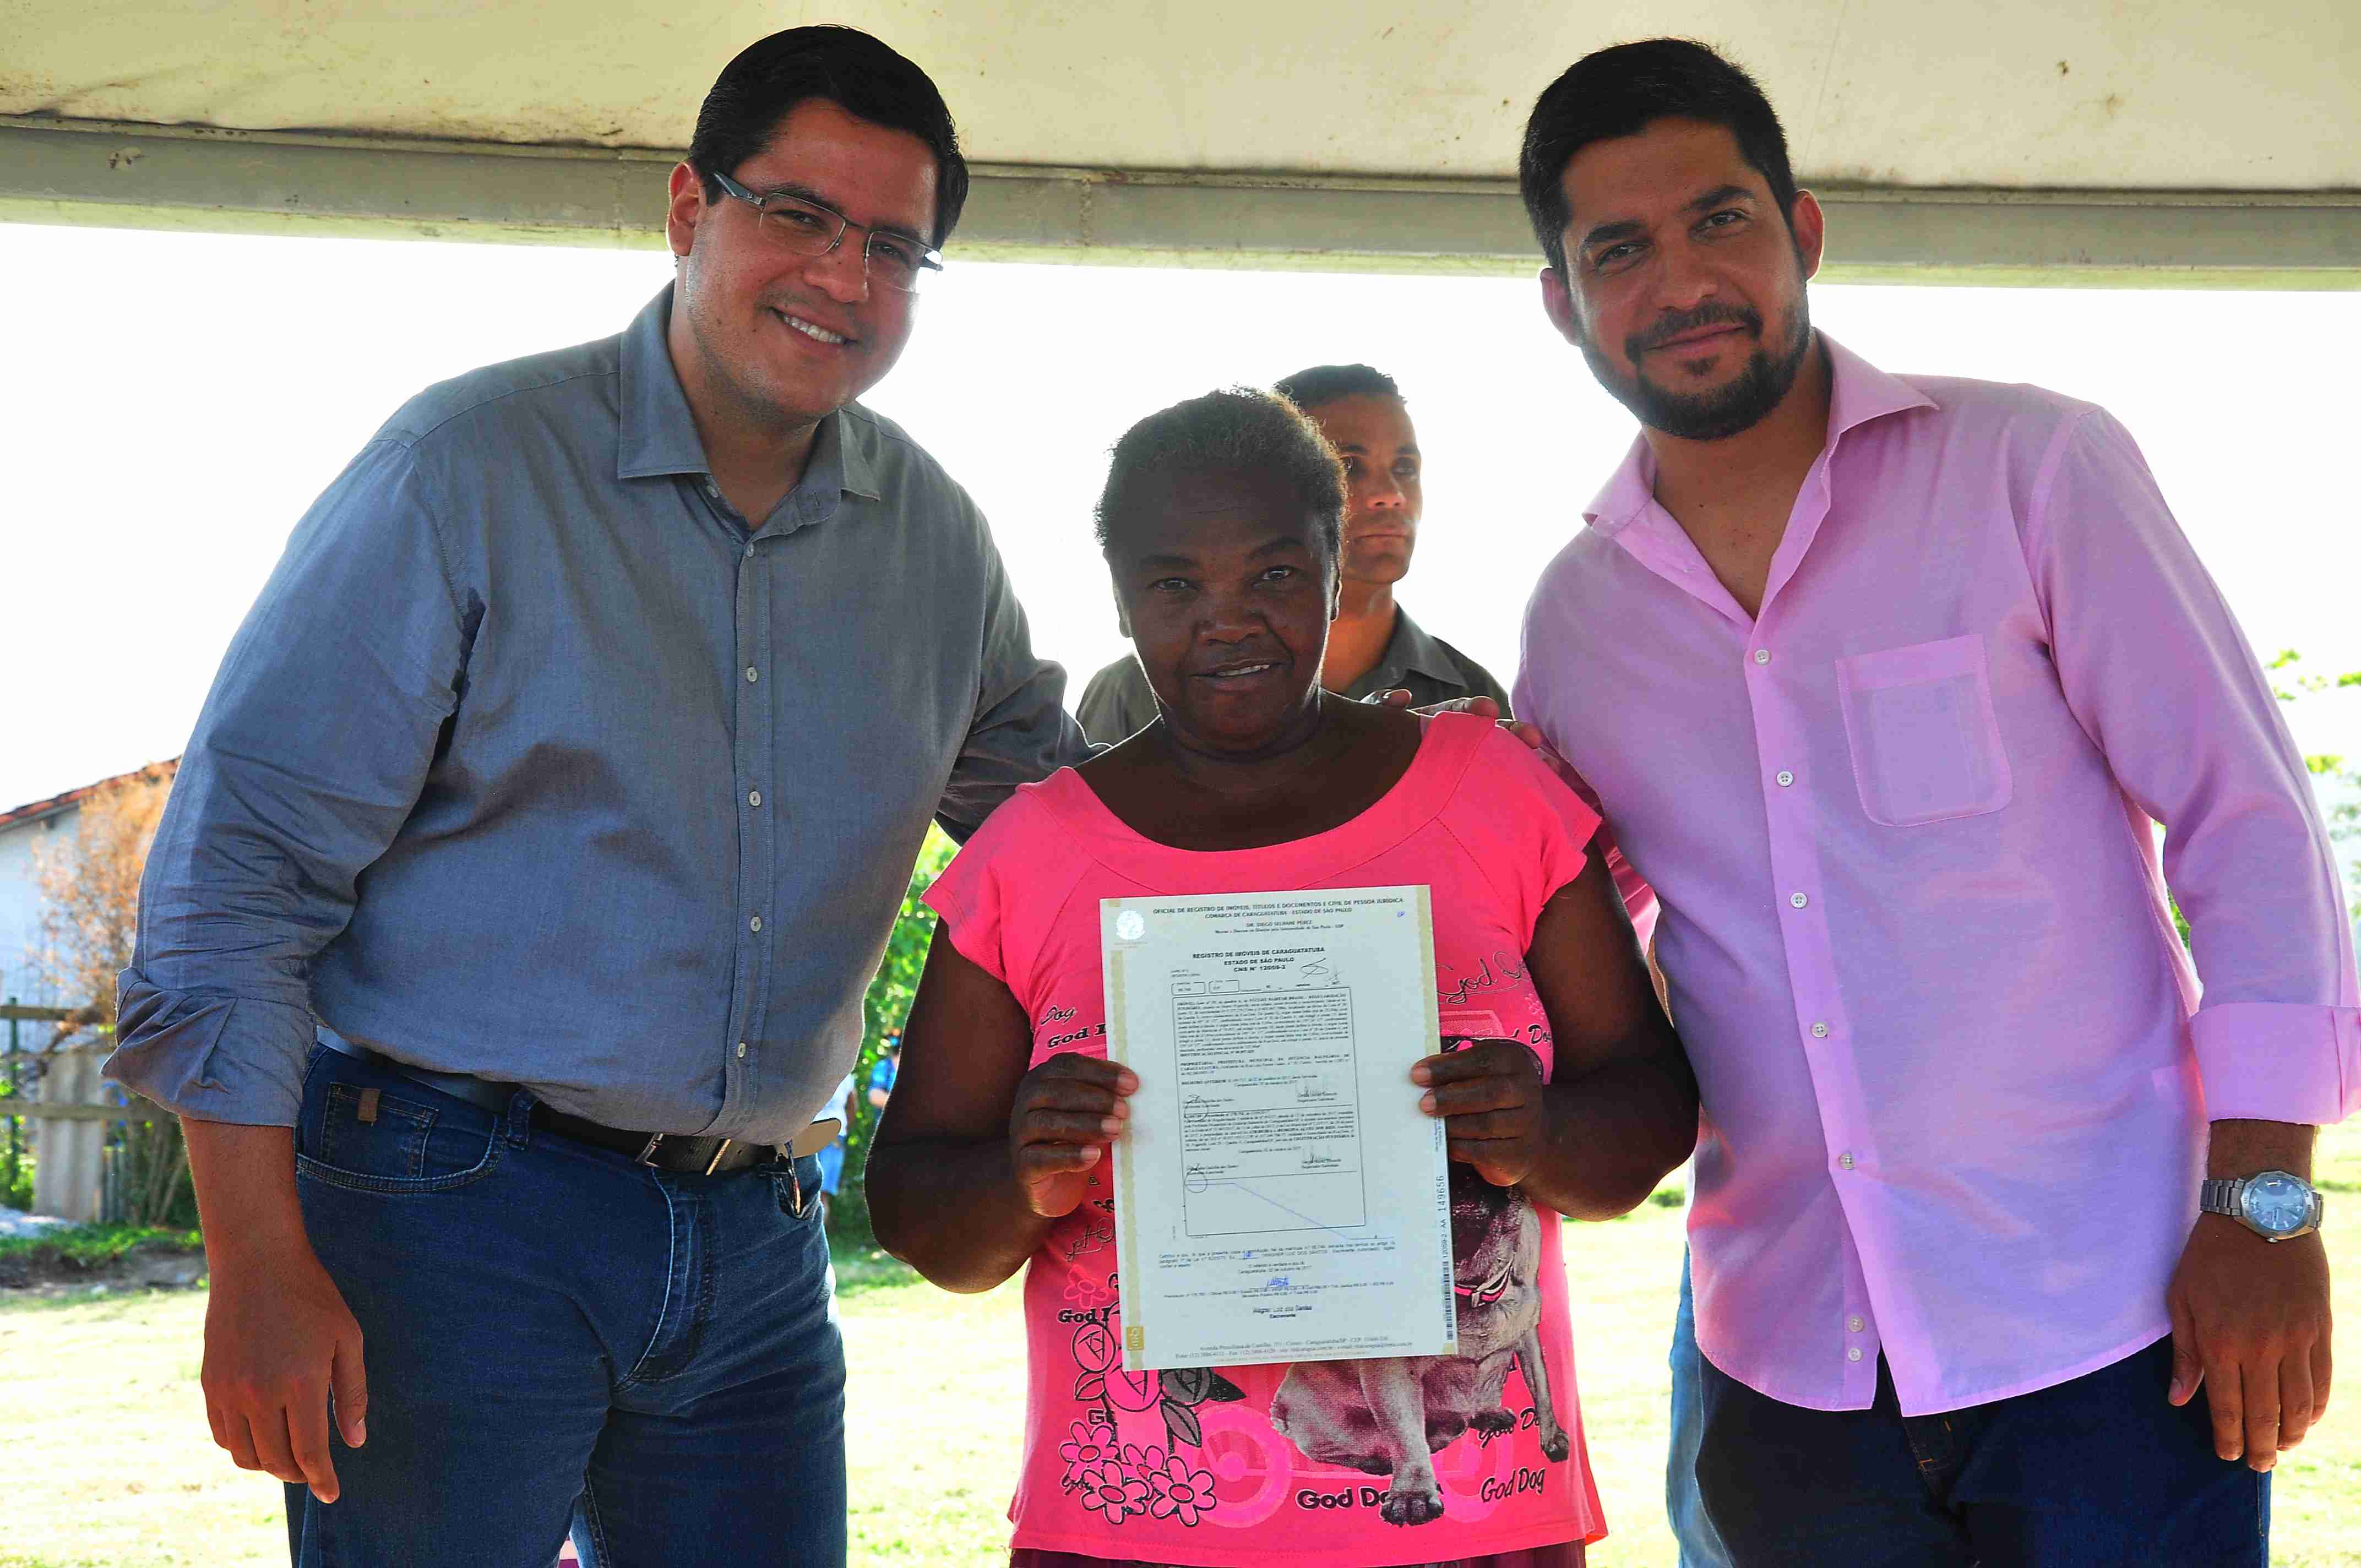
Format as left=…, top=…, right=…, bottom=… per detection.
left=1776, top=770, right=1795, bottom=787
left=744, top=666, right=759, bottom=683
left=1847, top=1346, right=1864, bottom=1363
left=1789, top=892, right=1809, bottom=908
left=1810, top=1022, right=1830, bottom=1038
left=736, top=1041, right=748, bottom=1059
left=1838, top=1152, right=1856, bottom=1170
left=749, top=915, right=764, bottom=933
left=704, top=481, right=720, bottom=498
left=748, top=790, right=763, bottom=808
left=744, top=544, right=755, bottom=560
left=1848, top=1315, right=1865, bottom=1332
left=1752, top=649, right=1771, bottom=665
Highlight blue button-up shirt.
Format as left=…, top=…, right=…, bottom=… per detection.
left=110, top=286, right=1086, bottom=1142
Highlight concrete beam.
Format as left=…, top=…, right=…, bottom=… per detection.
left=5, top=116, right=2358, bottom=288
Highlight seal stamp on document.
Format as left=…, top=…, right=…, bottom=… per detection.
left=1115, top=910, right=1146, bottom=942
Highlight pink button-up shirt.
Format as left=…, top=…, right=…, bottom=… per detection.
left=1514, top=335, right=2360, bottom=1416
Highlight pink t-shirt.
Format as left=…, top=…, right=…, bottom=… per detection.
left=923, top=714, right=1609, bottom=1567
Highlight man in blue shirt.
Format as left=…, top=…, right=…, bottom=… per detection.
left=866, top=1035, right=901, bottom=1109
left=108, top=27, right=1082, bottom=1567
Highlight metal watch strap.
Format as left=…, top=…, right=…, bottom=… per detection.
left=2200, top=1177, right=2243, bottom=1218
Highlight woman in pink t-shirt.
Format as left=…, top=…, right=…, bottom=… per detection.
left=868, top=389, right=1695, bottom=1568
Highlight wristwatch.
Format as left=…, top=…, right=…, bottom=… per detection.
left=2200, top=1169, right=2325, bottom=1242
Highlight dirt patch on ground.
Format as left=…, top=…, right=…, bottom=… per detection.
left=0, top=1242, right=206, bottom=1298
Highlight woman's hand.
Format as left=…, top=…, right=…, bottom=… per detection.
left=1009, top=1054, right=1139, bottom=1217
left=1412, top=1040, right=1549, bottom=1188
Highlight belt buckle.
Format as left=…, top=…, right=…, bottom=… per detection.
left=637, top=1134, right=741, bottom=1177
left=634, top=1133, right=742, bottom=1177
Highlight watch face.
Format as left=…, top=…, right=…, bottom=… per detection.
left=2242, top=1173, right=2313, bottom=1235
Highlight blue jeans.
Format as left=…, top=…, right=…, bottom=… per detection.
left=1694, top=1336, right=2268, bottom=1567
left=1667, top=1252, right=1733, bottom=1568
left=285, top=1044, right=846, bottom=1567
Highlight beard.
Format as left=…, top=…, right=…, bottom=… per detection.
left=1580, top=293, right=1814, bottom=442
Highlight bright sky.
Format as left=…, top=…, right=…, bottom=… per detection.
left=2, top=221, right=2357, bottom=820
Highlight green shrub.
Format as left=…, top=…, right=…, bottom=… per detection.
left=0, top=1221, right=202, bottom=1266
left=2, top=1146, right=31, bottom=1212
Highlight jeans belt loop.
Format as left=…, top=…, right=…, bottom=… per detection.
left=503, top=1086, right=536, bottom=1149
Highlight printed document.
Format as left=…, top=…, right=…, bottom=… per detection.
left=1102, top=885, right=1456, bottom=1370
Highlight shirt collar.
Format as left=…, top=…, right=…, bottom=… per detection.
left=614, top=283, right=882, bottom=504
left=1372, top=605, right=1467, bottom=688
left=617, top=285, right=709, bottom=481
left=1821, top=332, right=1938, bottom=442
left=789, top=407, right=884, bottom=511
left=1581, top=332, right=1938, bottom=535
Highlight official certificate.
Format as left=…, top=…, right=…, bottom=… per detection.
left=1102, top=885, right=1457, bottom=1371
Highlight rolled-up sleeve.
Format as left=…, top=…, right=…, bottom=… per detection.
left=110, top=439, right=470, bottom=1125
left=2028, top=407, right=2359, bottom=1125
left=934, top=521, right=1088, bottom=843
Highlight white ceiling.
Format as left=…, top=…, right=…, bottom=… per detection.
left=9, top=0, right=2357, bottom=190
left=4, top=2, right=2355, bottom=282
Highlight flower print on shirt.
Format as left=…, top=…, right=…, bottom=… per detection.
left=1063, top=1267, right=1117, bottom=1309
left=1058, top=1419, right=1114, bottom=1493
left=1076, top=1460, right=1152, bottom=1525
left=1065, top=1430, right=1220, bottom=1530
left=1146, top=1448, right=1219, bottom=1526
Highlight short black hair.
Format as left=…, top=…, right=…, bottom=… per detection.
left=1095, top=389, right=1346, bottom=564
left=689, top=26, right=970, bottom=248
left=1519, top=38, right=1798, bottom=274
left=1274, top=364, right=1401, bottom=413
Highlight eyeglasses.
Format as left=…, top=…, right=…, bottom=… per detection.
left=704, top=169, right=944, bottom=295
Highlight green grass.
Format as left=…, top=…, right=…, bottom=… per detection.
left=4, top=1125, right=2358, bottom=1566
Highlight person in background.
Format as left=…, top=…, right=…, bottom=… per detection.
left=869, top=386, right=1696, bottom=1566
left=866, top=1033, right=902, bottom=1110
left=106, top=26, right=1084, bottom=1567
left=813, top=1068, right=858, bottom=1225
left=1074, top=364, right=1508, bottom=745
left=1510, top=37, right=2353, bottom=1567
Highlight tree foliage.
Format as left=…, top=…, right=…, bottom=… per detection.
left=32, top=770, right=169, bottom=1025
left=32, top=765, right=190, bottom=1227
left=831, top=824, right=958, bottom=1236
left=2266, top=651, right=2361, bottom=919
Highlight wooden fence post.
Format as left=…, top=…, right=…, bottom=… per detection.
left=1, top=1002, right=111, bottom=1222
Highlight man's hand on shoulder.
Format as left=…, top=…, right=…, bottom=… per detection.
left=1368, top=689, right=1560, bottom=765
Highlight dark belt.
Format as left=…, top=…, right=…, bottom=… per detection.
left=316, top=1030, right=839, bottom=1178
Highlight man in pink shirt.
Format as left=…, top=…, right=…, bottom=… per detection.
left=1507, top=38, right=2357, bottom=1566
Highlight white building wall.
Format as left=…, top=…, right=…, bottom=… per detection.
left=0, top=808, right=73, bottom=1003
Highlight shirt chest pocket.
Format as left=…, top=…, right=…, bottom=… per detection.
left=1834, top=634, right=2013, bottom=827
